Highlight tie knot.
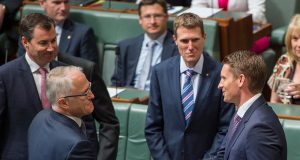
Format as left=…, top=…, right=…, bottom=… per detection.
left=147, top=41, right=157, bottom=48
left=39, top=67, right=47, bottom=74
left=185, top=69, right=196, bottom=77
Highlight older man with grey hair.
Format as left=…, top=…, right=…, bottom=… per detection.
left=28, top=66, right=97, bottom=160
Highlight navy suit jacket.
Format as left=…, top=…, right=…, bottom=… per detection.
left=145, top=54, right=235, bottom=160
left=111, top=30, right=179, bottom=87
left=58, top=54, right=119, bottom=160
left=0, top=56, right=98, bottom=159
left=17, top=19, right=99, bottom=63
left=217, top=96, right=287, bottom=160
left=28, top=109, right=96, bottom=160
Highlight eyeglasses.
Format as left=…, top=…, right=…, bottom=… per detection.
left=141, top=14, right=166, bottom=21
left=61, top=82, right=91, bottom=99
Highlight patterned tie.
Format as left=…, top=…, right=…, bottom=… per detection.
left=81, top=120, right=87, bottom=137
left=181, top=69, right=196, bottom=125
left=227, top=113, right=241, bottom=140
left=39, top=67, right=51, bottom=109
left=136, top=41, right=157, bottom=90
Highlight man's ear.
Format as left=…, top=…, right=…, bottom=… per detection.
left=39, top=0, right=46, bottom=9
left=173, top=35, right=177, bottom=45
left=21, top=36, right=29, bottom=49
left=238, top=74, right=246, bottom=87
left=57, top=98, right=69, bottom=110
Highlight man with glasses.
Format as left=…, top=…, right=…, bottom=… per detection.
left=28, top=66, right=97, bottom=160
left=111, top=0, right=178, bottom=91
left=0, top=13, right=119, bottom=160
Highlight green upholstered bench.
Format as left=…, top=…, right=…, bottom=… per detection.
left=281, top=119, right=300, bottom=160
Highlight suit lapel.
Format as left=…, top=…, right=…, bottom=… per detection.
left=18, top=57, right=43, bottom=112
left=167, top=56, right=186, bottom=128
left=126, top=35, right=144, bottom=85
left=59, top=19, right=73, bottom=54
left=224, top=96, right=266, bottom=159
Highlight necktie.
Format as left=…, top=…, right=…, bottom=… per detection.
left=227, top=113, right=241, bottom=140
left=137, top=41, right=157, bottom=90
left=181, top=69, right=196, bottom=125
left=39, top=67, right=51, bottom=109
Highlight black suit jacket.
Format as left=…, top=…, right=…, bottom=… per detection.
left=111, top=30, right=178, bottom=87
left=58, top=54, right=120, bottom=160
left=28, top=109, right=96, bottom=160
left=17, top=19, right=99, bottom=63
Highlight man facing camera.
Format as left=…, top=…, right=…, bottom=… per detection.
left=145, top=13, right=234, bottom=160
left=28, top=66, right=96, bottom=160
left=217, top=50, right=287, bottom=160
left=17, top=0, right=99, bottom=63
left=111, top=0, right=178, bottom=90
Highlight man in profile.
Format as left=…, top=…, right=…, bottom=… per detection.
left=28, top=66, right=96, bottom=160
left=111, top=0, right=178, bottom=90
left=217, top=50, right=286, bottom=160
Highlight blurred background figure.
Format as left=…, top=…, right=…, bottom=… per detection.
left=268, top=14, right=300, bottom=105
left=0, top=0, right=22, bottom=64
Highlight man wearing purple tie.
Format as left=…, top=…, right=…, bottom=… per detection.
left=145, top=12, right=234, bottom=160
left=217, top=50, right=287, bottom=160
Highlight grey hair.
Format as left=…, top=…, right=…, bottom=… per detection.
left=46, top=66, right=83, bottom=105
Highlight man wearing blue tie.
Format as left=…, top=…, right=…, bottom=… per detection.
left=145, top=13, right=234, bottom=160
left=216, top=50, right=287, bottom=160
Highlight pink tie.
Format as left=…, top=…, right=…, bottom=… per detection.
left=39, top=67, right=51, bottom=109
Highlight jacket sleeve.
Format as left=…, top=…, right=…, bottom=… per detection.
left=144, top=67, right=171, bottom=160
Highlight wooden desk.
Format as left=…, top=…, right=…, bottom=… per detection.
left=269, top=103, right=300, bottom=121
left=210, top=11, right=271, bottom=59
left=110, top=88, right=149, bottom=105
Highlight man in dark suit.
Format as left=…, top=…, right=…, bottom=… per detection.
left=145, top=13, right=234, bottom=160
left=216, top=50, right=287, bottom=160
left=28, top=66, right=96, bottom=160
left=17, top=0, right=99, bottom=63
left=111, top=0, right=178, bottom=90
left=0, top=13, right=119, bottom=160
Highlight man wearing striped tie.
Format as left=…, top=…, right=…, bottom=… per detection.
left=145, top=13, right=234, bottom=160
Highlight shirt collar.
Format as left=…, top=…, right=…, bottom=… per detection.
left=143, top=31, right=167, bottom=47
left=66, top=115, right=83, bottom=127
left=237, top=93, right=262, bottom=118
left=180, top=53, right=204, bottom=74
left=25, top=53, right=50, bottom=73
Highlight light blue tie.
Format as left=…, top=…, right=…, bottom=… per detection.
left=182, top=69, right=196, bottom=125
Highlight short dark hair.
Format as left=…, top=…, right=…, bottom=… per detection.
left=173, top=13, right=205, bottom=38
left=138, top=0, right=168, bottom=16
left=19, top=13, right=55, bottom=42
left=222, top=50, right=267, bottom=94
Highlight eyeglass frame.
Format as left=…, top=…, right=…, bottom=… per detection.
left=141, top=13, right=167, bottom=21
left=61, top=82, right=91, bottom=99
